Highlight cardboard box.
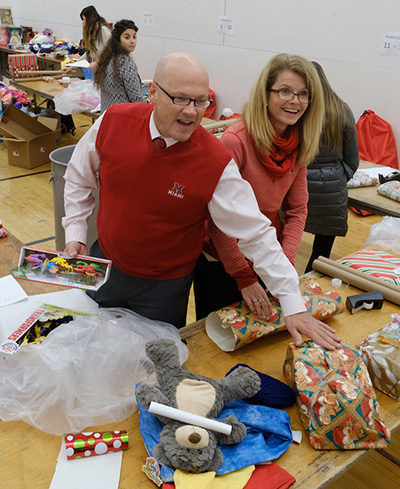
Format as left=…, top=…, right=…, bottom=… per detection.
left=38, top=111, right=62, bottom=145
left=0, top=104, right=57, bottom=168
left=8, top=53, right=38, bottom=77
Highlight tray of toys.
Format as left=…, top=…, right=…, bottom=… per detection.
left=0, top=302, right=97, bottom=355
left=10, top=246, right=112, bottom=290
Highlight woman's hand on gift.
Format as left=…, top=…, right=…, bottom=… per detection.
left=285, top=312, right=342, bottom=350
left=241, top=282, right=274, bottom=319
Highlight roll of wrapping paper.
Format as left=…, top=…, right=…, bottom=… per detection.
left=318, top=255, right=400, bottom=293
left=206, top=281, right=343, bottom=352
left=64, top=430, right=129, bottom=460
left=312, top=257, right=400, bottom=306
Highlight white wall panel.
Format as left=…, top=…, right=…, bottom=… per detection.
left=116, top=0, right=226, bottom=44
left=8, top=0, right=400, bottom=152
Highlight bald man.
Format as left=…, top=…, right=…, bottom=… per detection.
left=63, top=52, right=341, bottom=349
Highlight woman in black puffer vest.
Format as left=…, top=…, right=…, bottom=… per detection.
left=304, top=62, right=359, bottom=273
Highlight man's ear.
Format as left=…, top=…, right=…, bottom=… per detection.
left=148, top=81, right=157, bottom=104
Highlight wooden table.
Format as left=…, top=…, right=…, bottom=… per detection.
left=1, top=234, right=400, bottom=488
left=11, top=78, right=100, bottom=121
left=348, top=160, right=400, bottom=217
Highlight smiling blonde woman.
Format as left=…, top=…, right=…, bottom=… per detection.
left=194, top=53, right=325, bottom=320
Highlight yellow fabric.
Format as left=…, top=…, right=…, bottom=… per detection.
left=174, top=470, right=215, bottom=489
left=174, top=466, right=255, bottom=489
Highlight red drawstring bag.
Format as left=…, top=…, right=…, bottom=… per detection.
left=204, top=88, right=217, bottom=119
left=356, top=110, right=398, bottom=169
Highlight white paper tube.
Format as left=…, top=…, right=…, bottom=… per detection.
left=149, top=401, right=232, bottom=435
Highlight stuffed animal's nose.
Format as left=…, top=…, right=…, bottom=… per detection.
left=175, top=425, right=209, bottom=449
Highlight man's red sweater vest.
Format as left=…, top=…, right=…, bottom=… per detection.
left=95, top=103, right=232, bottom=279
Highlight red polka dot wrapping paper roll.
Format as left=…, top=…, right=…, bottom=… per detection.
left=64, top=431, right=129, bottom=460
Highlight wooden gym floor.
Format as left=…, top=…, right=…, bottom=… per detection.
left=0, top=112, right=399, bottom=488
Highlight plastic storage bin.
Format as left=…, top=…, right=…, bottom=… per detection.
left=50, top=145, right=98, bottom=251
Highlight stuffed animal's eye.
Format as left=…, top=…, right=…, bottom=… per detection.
left=198, top=450, right=202, bottom=454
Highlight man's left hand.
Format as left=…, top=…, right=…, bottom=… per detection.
left=285, top=311, right=341, bottom=350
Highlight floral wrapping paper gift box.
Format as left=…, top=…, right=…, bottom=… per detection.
left=283, top=341, right=390, bottom=450
left=359, top=316, right=400, bottom=401
left=377, top=181, right=400, bottom=203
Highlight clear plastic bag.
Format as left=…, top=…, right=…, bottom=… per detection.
left=53, top=79, right=100, bottom=115
left=364, top=216, right=400, bottom=254
left=0, top=308, right=188, bottom=435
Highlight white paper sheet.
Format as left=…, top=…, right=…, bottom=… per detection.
left=0, top=275, right=28, bottom=307
left=360, top=166, right=396, bottom=179
left=69, top=59, right=90, bottom=68
left=49, top=438, right=123, bottom=489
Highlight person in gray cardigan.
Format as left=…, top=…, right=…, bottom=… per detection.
left=94, top=19, right=146, bottom=113
left=304, top=62, right=359, bottom=273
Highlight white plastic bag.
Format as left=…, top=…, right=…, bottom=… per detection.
left=54, top=79, right=100, bottom=115
left=0, top=308, right=188, bottom=435
left=364, top=216, right=400, bottom=254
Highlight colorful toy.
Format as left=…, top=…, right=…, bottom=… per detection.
left=48, top=256, right=74, bottom=273
left=45, top=259, right=59, bottom=274
left=0, top=219, right=7, bottom=238
left=74, top=261, right=104, bottom=277
left=24, top=253, right=47, bottom=269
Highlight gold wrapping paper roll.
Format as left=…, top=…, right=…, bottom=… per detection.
left=312, top=257, right=400, bottom=306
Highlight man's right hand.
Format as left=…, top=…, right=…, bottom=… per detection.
left=64, top=241, right=87, bottom=257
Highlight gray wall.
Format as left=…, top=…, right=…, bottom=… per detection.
left=11, top=0, right=400, bottom=157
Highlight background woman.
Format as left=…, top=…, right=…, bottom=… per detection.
left=94, top=19, right=145, bottom=113
left=79, top=5, right=111, bottom=70
left=194, top=53, right=324, bottom=320
left=304, top=62, right=359, bottom=273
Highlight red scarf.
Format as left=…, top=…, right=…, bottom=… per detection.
left=255, top=126, right=300, bottom=178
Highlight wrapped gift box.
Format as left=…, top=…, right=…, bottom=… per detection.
left=359, top=318, right=400, bottom=400
left=8, top=53, right=38, bottom=77
left=283, top=340, right=390, bottom=450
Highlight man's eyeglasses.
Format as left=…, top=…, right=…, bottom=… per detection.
left=268, top=87, right=311, bottom=104
left=155, top=82, right=211, bottom=108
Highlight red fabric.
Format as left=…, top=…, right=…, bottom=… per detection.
left=162, top=463, right=296, bottom=489
left=356, top=110, right=398, bottom=169
left=204, top=88, right=217, bottom=119
left=95, top=103, right=232, bottom=279
left=254, top=126, right=300, bottom=178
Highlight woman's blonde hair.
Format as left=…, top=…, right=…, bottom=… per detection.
left=312, top=61, right=344, bottom=153
left=242, top=53, right=324, bottom=167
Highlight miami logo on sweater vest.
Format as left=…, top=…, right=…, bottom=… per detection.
left=168, top=182, right=185, bottom=199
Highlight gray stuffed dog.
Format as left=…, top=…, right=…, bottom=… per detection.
left=136, top=338, right=261, bottom=473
